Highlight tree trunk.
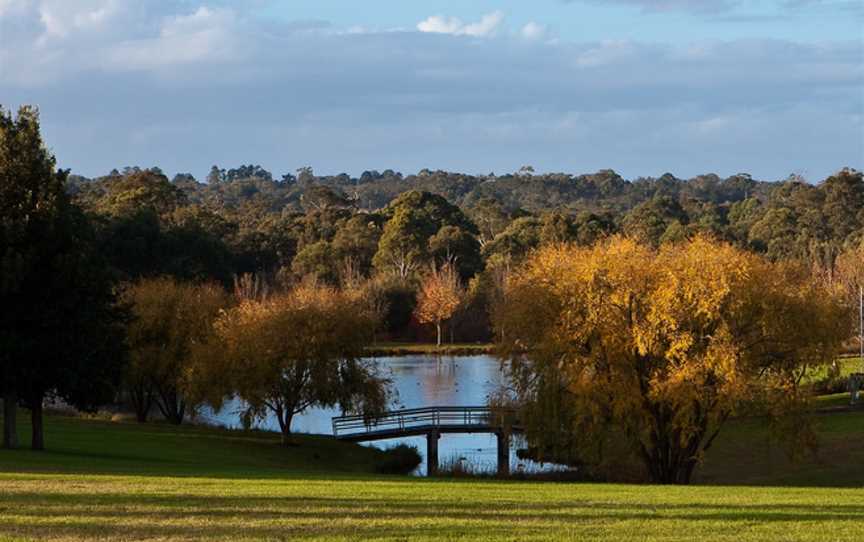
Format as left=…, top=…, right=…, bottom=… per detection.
left=30, top=400, right=44, bottom=451
left=129, top=383, right=154, bottom=424
left=280, top=411, right=294, bottom=446
left=436, top=322, right=442, bottom=348
left=2, top=391, right=18, bottom=450
left=156, top=386, right=186, bottom=425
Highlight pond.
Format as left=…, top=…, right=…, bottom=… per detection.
left=203, top=355, right=563, bottom=475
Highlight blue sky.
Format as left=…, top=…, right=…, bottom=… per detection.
left=259, top=0, right=863, bottom=43
left=0, top=0, right=861, bottom=182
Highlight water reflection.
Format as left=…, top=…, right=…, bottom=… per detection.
left=205, top=355, right=556, bottom=475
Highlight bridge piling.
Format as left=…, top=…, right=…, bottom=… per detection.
left=426, top=431, right=440, bottom=476
left=496, top=432, right=510, bottom=476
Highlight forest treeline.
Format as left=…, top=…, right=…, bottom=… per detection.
left=67, top=162, right=863, bottom=341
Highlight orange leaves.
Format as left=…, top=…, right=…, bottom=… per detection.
left=414, top=262, right=463, bottom=327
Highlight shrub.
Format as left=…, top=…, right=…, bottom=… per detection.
left=376, top=444, right=422, bottom=475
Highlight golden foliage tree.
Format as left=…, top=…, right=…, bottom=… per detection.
left=414, top=263, right=463, bottom=347
left=191, top=282, right=390, bottom=445
left=496, top=236, right=851, bottom=484
left=123, top=277, right=227, bottom=424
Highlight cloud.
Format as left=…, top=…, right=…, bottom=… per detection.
left=520, top=22, right=548, bottom=40
left=107, top=6, right=242, bottom=70
left=0, top=2, right=860, bottom=181
left=417, top=11, right=504, bottom=37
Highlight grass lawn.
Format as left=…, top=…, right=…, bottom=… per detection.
left=1, top=410, right=863, bottom=541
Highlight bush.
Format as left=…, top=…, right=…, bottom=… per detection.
left=376, top=444, right=422, bottom=475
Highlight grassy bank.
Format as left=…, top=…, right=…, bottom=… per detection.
left=0, top=409, right=863, bottom=541
left=365, top=342, right=495, bottom=357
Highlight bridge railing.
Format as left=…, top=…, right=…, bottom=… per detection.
left=332, top=406, right=516, bottom=438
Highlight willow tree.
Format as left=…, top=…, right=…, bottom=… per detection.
left=496, top=236, right=850, bottom=484
left=191, top=282, right=390, bottom=445
left=122, top=277, right=227, bottom=424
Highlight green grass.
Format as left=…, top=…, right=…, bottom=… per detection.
left=696, top=408, right=864, bottom=487
left=804, top=356, right=864, bottom=383
left=1, top=409, right=863, bottom=541
left=366, top=342, right=495, bottom=356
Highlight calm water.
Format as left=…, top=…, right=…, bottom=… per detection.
left=202, top=355, right=559, bottom=475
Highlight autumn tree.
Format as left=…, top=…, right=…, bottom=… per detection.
left=414, top=263, right=463, bottom=347
left=122, top=277, right=227, bottom=424
left=496, top=236, right=851, bottom=484
left=191, top=282, right=390, bottom=445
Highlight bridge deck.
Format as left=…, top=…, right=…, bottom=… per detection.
left=332, top=406, right=520, bottom=442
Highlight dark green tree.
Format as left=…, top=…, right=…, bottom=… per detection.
left=373, top=191, right=480, bottom=279
left=0, top=105, right=127, bottom=450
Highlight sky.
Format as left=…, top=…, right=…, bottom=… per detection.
left=0, top=0, right=862, bottom=182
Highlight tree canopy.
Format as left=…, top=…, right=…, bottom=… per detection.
left=496, top=236, right=851, bottom=484
left=190, top=282, right=390, bottom=444
left=0, top=105, right=127, bottom=450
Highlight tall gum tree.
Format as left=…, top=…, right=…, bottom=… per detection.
left=496, top=236, right=851, bottom=484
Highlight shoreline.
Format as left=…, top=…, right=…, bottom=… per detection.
left=365, top=343, right=496, bottom=357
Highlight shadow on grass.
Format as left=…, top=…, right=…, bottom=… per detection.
left=1, top=492, right=863, bottom=541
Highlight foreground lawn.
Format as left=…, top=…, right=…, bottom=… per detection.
left=0, top=412, right=862, bottom=541
left=1, top=472, right=862, bottom=541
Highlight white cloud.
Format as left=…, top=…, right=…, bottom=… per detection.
left=417, top=11, right=504, bottom=37
left=520, top=22, right=547, bottom=40
left=0, top=2, right=860, bottom=181
left=107, top=6, right=241, bottom=70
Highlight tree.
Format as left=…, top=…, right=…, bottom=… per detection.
left=468, top=198, right=511, bottom=247
left=331, top=214, right=382, bottom=277
left=122, top=277, right=227, bottom=424
left=373, top=191, right=479, bottom=279
left=192, top=282, right=390, bottom=445
left=821, top=168, right=864, bottom=242
left=622, top=196, right=689, bottom=246
left=428, top=225, right=483, bottom=280
left=414, top=263, right=463, bottom=347
left=292, top=240, right=338, bottom=284
left=0, top=105, right=127, bottom=450
left=92, top=169, right=186, bottom=218
left=836, top=242, right=864, bottom=358
left=496, top=236, right=850, bottom=484
left=481, top=216, right=541, bottom=266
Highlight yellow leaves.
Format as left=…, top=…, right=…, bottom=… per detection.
left=497, top=234, right=851, bottom=477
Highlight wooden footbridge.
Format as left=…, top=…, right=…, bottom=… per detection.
left=332, top=406, right=521, bottom=476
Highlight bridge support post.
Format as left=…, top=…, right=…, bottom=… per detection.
left=426, top=431, right=440, bottom=476
left=496, top=432, right=510, bottom=476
